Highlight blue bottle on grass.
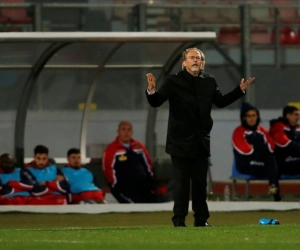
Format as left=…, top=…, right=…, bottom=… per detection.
left=259, top=218, right=280, bottom=225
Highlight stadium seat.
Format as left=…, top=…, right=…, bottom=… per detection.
left=218, top=27, right=241, bottom=45
left=250, top=27, right=272, bottom=44
left=271, top=26, right=300, bottom=44
left=0, top=0, right=33, bottom=31
left=218, top=7, right=240, bottom=24
left=182, top=1, right=227, bottom=30
left=270, top=0, right=300, bottom=24
left=250, top=1, right=274, bottom=24
left=230, top=159, right=300, bottom=201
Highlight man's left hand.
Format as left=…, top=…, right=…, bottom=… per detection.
left=240, top=77, right=255, bottom=91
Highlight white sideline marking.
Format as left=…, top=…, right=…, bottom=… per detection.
left=0, top=239, right=85, bottom=244
left=0, top=201, right=299, bottom=213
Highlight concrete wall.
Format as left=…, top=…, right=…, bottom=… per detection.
left=0, top=109, right=282, bottom=181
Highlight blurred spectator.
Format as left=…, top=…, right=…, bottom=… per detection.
left=25, top=145, right=69, bottom=205
left=62, top=148, right=106, bottom=204
left=102, top=121, right=157, bottom=203
left=269, top=106, right=300, bottom=176
left=232, top=102, right=281, bottom=201
left=0, top=153, right=34, bottom=205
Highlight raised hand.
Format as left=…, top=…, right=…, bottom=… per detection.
left=146, top=73, right=156, bottom=93
left=240, top=77, right=255, bottom=91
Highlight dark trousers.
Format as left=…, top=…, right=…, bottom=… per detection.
left=236, top=155, right=279, bottom=187
left=236, top=155, right=281, bottom=201
left=171, top=155, right=209, bottom=224
left=277, top=156, right=300, bottom=175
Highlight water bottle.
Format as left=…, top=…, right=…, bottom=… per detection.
left=259, top=218, right=280, bottom=225
left=223, top=184, right=230, bottom=201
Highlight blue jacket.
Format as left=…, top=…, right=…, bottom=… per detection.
left=0, top=168, right=33, bottom=198
left=62, top=166, right=100, bottom=194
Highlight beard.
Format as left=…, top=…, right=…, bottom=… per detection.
left=190, top=66, right=200, bottom=72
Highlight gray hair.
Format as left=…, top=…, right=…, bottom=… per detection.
left=182, top=47, right=205, bottom=72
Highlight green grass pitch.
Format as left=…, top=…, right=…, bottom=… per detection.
left=0, top=210, right=300, bottom=250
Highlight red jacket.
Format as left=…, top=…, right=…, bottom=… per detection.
left=232, top=125, right=275, bottom=160
left=102, top=137, right=153, bottom=188
left=269, top=117, right=300, bottom=156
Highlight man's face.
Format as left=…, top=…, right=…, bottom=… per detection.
left=182, top=50, right=204, bottom=75
left=0, top=155, right=15, bottom=173
left=287, top=110, right=300, bottom=126
left=68, top=153, right=81, bottom=168
left=34, top=153, right=49, bottom=169
left=118, top=122, right=133, bottom=144
left=244, top=110, right=258, bottom=127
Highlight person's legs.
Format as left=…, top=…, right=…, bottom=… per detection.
left=264, top=155, right=281, bottom=201
left=171, top=155, right=191, bottom=226
left=278, top=156, right=300, bottom=175
left=190, top=157, right=210, bottom=226
left=236, top=156, right=281, bottom=201
left=138, top=180, right=157, bottom=203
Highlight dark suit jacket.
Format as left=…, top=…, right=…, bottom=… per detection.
left=146, top=70, right=245, bottom=158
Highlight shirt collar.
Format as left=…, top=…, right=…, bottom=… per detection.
left=181, top=70, right=204, bottom=80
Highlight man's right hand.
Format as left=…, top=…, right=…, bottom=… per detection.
left=56, top=175, right=65, bottom=182
left=146, top=73, right=156, bottom=93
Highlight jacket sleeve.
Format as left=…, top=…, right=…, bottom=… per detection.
left=256, top=126, right=275, bottom=154
left=146, top=79, right=172, bottom=107
left=25, top=169, right=49, bottom=196
left=139, top=142, right=153, bottom=176
left=102, top=146, right=117, bottom=188
left=213, top=78, right=245, bottom=108
left=46, top=168, right=69, bottom=194
left=232, top=126, right=254, bottom=155
left=270, top=122, right=300, bottom=154
left=6, top=169, right=36, bottom=193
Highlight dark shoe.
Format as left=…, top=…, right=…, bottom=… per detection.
left=194, top=222, right=212, bottom=227
left=173, top=222, right=187, bottom=227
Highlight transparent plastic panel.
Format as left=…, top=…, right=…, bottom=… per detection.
left=24, top=69, right=96, bottom=158
left=0, top=43, right=50, bottom=65
left=0, top=70, right=31, bottom=155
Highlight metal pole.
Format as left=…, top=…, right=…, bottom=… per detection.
left=137, top=3, right=147, bottom=31
left=274, top=7, right=281, bottom=69
left=240, top=4, right=253, bottom=104
left=34, top=3, right=42, bottom=31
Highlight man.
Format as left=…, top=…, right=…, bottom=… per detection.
left=102, top=121, right=156, bottom=203
left=269, top=106, right=300, bottom=175
left=62, top=148, right=106, bottom=204
left=26, top=145, right=69, bottom=205
left=232, top=102, right=281, bottom=201
left=146, top=47, right=254, bottom=227
left=0, top=154, right=34, bottom=205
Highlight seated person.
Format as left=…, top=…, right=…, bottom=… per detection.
left=269, top=105, right=300, bottom=175
left=62, top=148, right=106, bottom=204
left=232, top=102, right=281, bottom=201
left=26, top=145, right=69, bottom=205
left=0, top=153, right=34, bottom=205
left=103, top=121, right=157, bottom=203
